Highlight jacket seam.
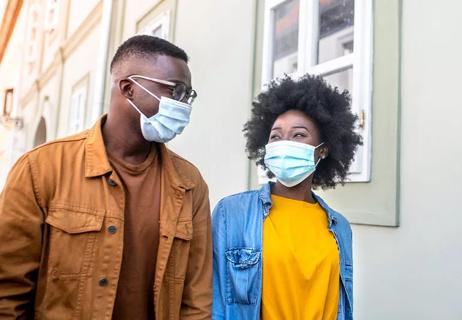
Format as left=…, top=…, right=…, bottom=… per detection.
left=27, top=155, right=45, bottom=209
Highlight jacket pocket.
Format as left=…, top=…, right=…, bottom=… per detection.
left=225, top=248, right=261, bottom=305
left=165, top=220, right=193, bottom=282
left=45, top=205, right=104, bottom=277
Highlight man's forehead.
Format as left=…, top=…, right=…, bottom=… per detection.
left=116, top=54, right=191, bottom=82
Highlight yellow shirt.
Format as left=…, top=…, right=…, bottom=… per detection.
left=262, top=195, right=340, bottom=320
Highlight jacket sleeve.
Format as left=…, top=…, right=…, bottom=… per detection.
left=0, top=155, right=44, bottom=319
left=211, top=200, right=226, bottom=319
left=180, top=179, right=213, bottom=319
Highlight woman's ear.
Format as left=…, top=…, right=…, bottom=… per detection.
left=319, top=145, right=329, bottom=159
left=118, top=79, right=134, bottom=99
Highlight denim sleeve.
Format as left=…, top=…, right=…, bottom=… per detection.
left=212, top=201, right=226, bottom=319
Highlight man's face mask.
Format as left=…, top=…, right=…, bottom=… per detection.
left=125, top=75, right=197, bottom=143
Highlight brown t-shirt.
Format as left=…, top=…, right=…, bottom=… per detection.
left=110, top=145, right=161, bottom=320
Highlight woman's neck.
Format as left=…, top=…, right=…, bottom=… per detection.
left=271, top=179, right=316, bottom=203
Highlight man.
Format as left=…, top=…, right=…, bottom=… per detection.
left=0, top=35, right=212, bottom=319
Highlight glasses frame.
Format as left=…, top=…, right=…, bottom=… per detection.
left=128, top=74, right=197, bottom=104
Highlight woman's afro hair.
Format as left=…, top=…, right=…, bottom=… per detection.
left=243, top=74, right=363, bottom=189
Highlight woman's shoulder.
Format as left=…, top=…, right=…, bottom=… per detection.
left=314, top=194, right=352, bottom=231
left=212, top=189, right=263, bottom=223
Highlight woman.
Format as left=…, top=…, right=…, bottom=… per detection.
left=212, top=75, right=361, bottom=320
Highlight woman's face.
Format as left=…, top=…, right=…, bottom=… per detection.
left=268, top=109, right=328, bottom=158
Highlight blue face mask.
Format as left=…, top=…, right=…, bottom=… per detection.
left=264, top=140, right=324, bottom=188
left=126, top=77, right=192, bottom=143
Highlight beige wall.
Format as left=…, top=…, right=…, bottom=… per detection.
left=57, top=21, right=101, bottom=136
left=351, top=0, right=462, bottom=318
left=169, top=0, right=256, bottom=205
left=0, top=2, right=28, bottom=185
left=67, top=0, right=99, bottom=37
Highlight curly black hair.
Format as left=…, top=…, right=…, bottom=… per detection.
left=244, top=74, right=362, bottom=189
left=110, top=35, right=188, bottom=72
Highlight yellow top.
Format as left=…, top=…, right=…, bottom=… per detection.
left=262, top=194, right=340, bottom=320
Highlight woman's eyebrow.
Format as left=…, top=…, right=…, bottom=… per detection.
left=292, top=125, right=310, bottom=131
left=270, top=127, right=282, bottom=131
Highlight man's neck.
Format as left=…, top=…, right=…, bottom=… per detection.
left=102, top=113, right=155, bottom=165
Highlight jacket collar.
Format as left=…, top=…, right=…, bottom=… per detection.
left=84, top=115, right=112, bottom=178
left=259, top=182, right=337, bottom=227
left=84, top=114, right=195, bottom=190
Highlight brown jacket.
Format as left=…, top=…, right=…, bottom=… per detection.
left=0, top=116, right=212, bottom=319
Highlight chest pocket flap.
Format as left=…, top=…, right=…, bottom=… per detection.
left=225, top=248, right=260, bottom=269
left=46, top=206, right=104, bottom=234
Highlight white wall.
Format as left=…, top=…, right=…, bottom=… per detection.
left=352, top=0, right=462, bottom=319
left=168, top=0, right=256, bottom=206
left=57, top=22, right=101, bottom=137
left=0, top=4, right=28, bottom=186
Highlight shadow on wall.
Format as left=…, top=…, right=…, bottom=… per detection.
left=33, top=117, right=46, bottom=147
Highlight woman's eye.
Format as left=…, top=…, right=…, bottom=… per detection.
left=294, top=133, right=306, bottom=138
left=269, top=135, right=280, bottom=140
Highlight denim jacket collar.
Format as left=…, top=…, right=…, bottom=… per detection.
left=258, top=182, right=337, bottom=228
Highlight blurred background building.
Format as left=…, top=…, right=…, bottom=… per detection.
left=0, top=0, right=461, bottom=319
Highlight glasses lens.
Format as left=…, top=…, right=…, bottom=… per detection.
left=172, top=84, right=187, bottom=101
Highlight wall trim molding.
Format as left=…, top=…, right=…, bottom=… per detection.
left=20, top=1, right=103, bottom=108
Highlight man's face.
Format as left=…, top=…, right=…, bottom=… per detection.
left=119, top=54, right=192, bottom=118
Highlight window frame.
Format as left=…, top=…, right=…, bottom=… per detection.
left=261, top=0, right=373, bottom=182
left=2, top=89, right=14, bottom=118
left=44, top=0, right=60, bottom=32
left=139, top=10, right=171, bottom=39
left=136, top=0, right=178, bottom=42
left=26, top=4, right=40, bottom=65
left=68, top=75, right=89, bottom=134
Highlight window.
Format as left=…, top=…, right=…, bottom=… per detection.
left=262, top=0, right=373, bottom=182
left=45, top=0, right=60, bottom=32
left=139, top=10, right=170, bottom=39
left=26, top=4, right=40, bottom=66
left=69, top=77, right=88, bottom=134
left=2, top=89, right=14, bottom=118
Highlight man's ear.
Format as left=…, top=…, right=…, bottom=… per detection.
left=118, top=79, right=134, bottom=99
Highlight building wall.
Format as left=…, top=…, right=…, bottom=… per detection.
left=0, top=1, right=28, bottom=185
left=351, top=0, right=462, bottom=318
left=169, top=0, right=256, bottom=205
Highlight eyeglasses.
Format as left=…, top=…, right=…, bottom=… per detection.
left=128, top=75, right=197, bottom=104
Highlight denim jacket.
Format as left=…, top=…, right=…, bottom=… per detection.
left=212, top=183, right=353, bottom=320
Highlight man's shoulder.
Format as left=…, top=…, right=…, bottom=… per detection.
left=26, top=130, right=89, bottom=160
left=166, top=149, right=205, bottom=186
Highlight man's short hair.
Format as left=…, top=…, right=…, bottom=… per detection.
left=110, top=35, right=189, bottom=72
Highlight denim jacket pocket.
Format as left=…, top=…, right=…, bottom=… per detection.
left=225, top=248, right=261, bottom=305
left=45, top=205, right=104, bottom=277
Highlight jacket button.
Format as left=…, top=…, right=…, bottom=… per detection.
left=107, top=178, right=117, bottom=187
left=107, top=225, right=117, bottom=234
left=99, top=278, right=109, bottom=287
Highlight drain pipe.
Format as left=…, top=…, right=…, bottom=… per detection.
left=90, top=0, right=113, bottom=124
